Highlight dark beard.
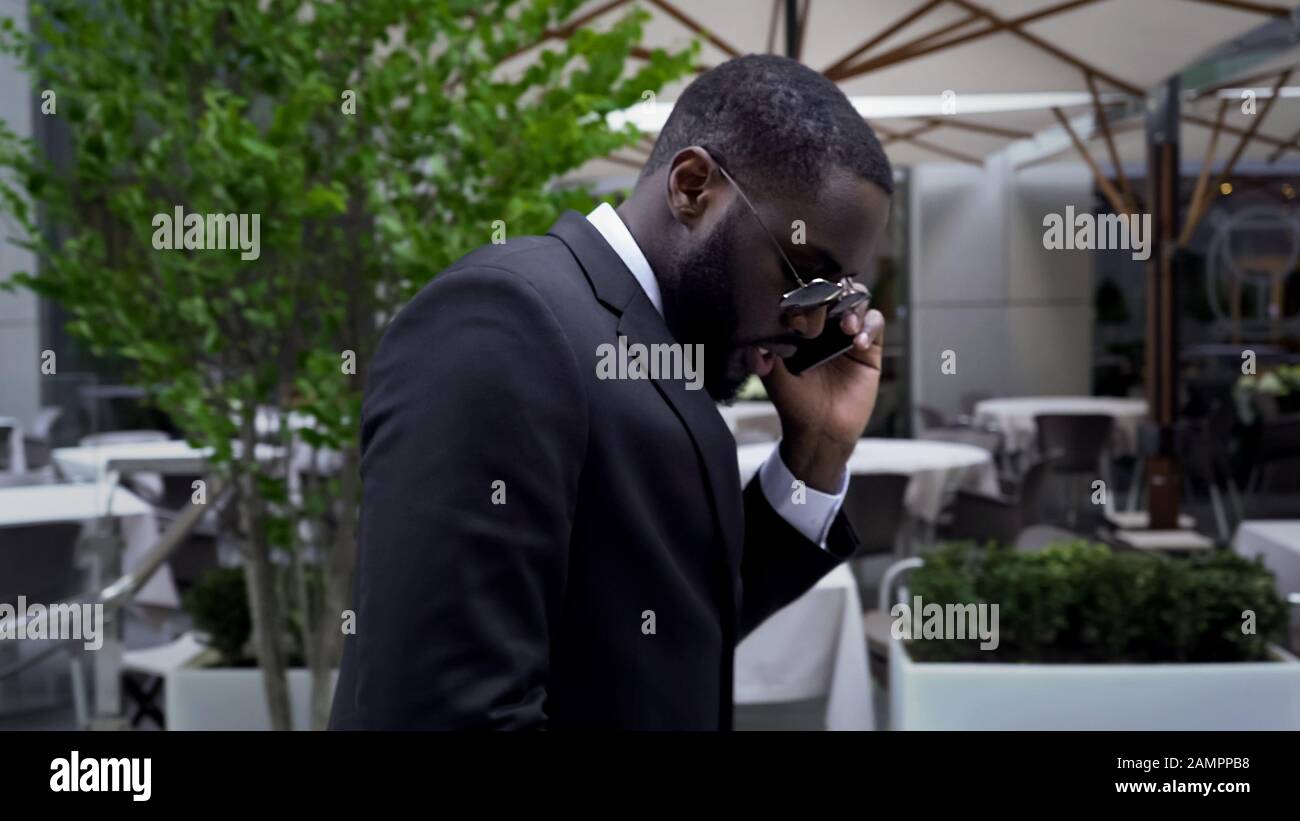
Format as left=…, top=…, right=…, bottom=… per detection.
left=658, top=208, right=748, bottom=402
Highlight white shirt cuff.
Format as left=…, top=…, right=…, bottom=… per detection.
left=757, top=441, right=848, bottom=551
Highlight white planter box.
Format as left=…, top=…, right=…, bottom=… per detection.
left=166, top=667, right=338, bottom=731
left=890, top=640, right=1300, bottom=730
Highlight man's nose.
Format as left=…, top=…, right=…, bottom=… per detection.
left=783, top=306, right=828, bottom=340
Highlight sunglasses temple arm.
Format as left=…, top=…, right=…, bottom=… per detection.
left=713, top=163, right=808, bottom=289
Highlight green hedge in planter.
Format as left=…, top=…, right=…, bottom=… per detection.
left=183, top=565, right=308, bottom=668
left=183, top=567, right=253, bottom=667
left=905, top=541, right=1288, bottom=664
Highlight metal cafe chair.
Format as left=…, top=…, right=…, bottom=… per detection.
left=1034, top=414, right=1114, bottom=526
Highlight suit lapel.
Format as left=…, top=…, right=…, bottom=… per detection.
left=548, top=211, right=745, bottom=578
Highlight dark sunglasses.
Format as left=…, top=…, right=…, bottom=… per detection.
left=707, top=154, right=869, bottom=318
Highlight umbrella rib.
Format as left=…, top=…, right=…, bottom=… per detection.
left=1050, top=106, right=1131, bottom=216
left=1179, top=0, right=1292, bottom=16
left=1180, top=99, right=1231, bottom=247
left=821, top=0, right=945, bottom=79
left=880, top=121, right=941, bottom=145
left=1086, top=70, right=1135, bottom=210
left=644, top=0, right=744, bottom=59
left=1182, top=114, right=1291, bottom=149
left=829, top=12, right=984, bottom=81
left=1183, top=68, right=1295, bottom=240
left=945, top=0, right=1141, bottom=95
left=1265, top=124, right=1300, bottom=163
left=876, top=122, right=983, bottom=166
left=923, top=118, right=1032, bottom=140
left=831, top=0, right=1105, bottom=83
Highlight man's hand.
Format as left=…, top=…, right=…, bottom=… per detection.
left=762, top=285, right=885, bottom=493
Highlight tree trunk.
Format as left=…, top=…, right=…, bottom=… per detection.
left=238, top=414, right=293, bottom=731
left=309, top=443, right=360, bottom=730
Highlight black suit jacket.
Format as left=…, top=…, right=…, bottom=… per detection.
left=329, top=211, right=859, bottom=730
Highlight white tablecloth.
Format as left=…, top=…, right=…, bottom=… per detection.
left=0, top=416, right=26, bottom=474
left=717, top=402, right=781, bottom=444
left=52, top=440, right=210, bottom=481
left=1235, top=521, right=1300, bottom=625
left=738, top=438, right=998, bottom=522
left=0, top=482, right=177, bottom=607
left=734, top=564, right=872, bottom=730
left=973, top=396, right=1147, bottom=457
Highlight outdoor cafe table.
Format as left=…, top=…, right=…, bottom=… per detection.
left=972, top=395, right=1148, bottom=458
left=1235, top=520, right=1300, bottom=643
left=737, top=437, right=998, bottom=523
left=734, top=563, right=871, bottom=730
left=0, top=481, right=176, bottom=607
left=52, top=440, right=210, bottom=482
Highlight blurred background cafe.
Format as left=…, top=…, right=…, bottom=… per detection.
left=2, top=0, right=1299, bottom=731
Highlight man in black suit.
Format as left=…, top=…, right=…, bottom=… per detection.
left=330, top=54, right=893, bottom=729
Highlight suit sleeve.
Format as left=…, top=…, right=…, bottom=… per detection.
left=737, top=476, right=859, bottom=639
left=337, top=265, right=587, bottom=729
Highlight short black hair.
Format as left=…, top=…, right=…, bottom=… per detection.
left=642, top=54, right=893, bottom=196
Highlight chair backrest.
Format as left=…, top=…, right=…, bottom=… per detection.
left=915, top=404, right=946, bottom=431
left=947, top=490, right=1020, bottom=547
left=0, top=522, right=84, bottom=605
left=1253, top=418, right=1300, bottom=492
left=918, top=426, right=1001, bottom=455
left=877, top=557, right=925, bottom=613
left=961, top=392, right=992, bottom=416
left=78, top=430, right=170, bottom=447
left=30, top=407, right=63, bottom=440
left=841, top=473, right=910, bottom=556
left=1034, top=414, right=1114, bottom=472
left=20, top=437, right=52, bottom=471
left=1018, top=457, right=1060, bottom=526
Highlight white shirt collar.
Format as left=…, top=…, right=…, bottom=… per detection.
left=585, top=202, right=663, bottom=316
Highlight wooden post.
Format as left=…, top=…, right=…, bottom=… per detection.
left=1145, top=78, right=1182, bottom=529
left=785, top=0, right=799, bottom=59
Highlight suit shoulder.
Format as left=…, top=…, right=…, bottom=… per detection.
left=400, top=235, right=590, bottom=325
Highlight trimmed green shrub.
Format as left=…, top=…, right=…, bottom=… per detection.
left=905, top=541, right=1288, bottom=664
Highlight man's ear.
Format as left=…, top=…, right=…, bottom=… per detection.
left=665, top=146, right=721, bottom=227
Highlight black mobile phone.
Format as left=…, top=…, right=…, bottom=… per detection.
left=782, top=291, right=870, bottom=376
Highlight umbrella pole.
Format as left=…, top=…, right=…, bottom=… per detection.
left=1144, top=76, right=1183, bottom=529
left=785, top=0, right=798, bottom=58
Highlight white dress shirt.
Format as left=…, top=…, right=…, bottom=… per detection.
left=586, top=203, right=847, bottom=549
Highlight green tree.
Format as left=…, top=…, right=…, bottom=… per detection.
left=0, top=0, right=694, bottom=729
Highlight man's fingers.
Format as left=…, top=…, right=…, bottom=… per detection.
left=844, top=309, right=885, bottom=368
left=838, top=283, right=873, bottom=335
